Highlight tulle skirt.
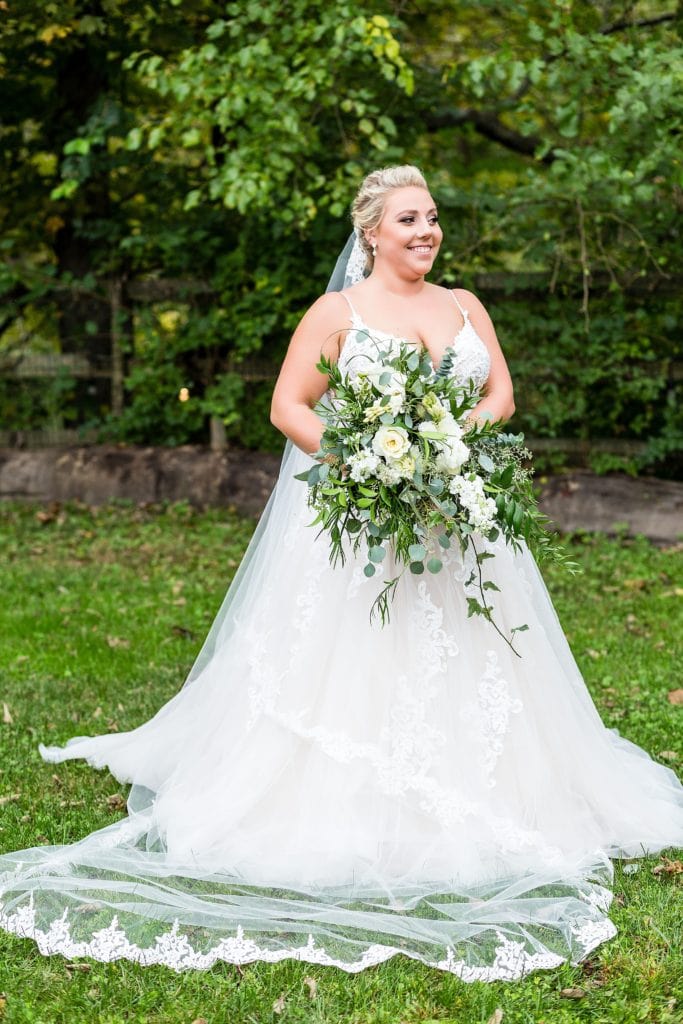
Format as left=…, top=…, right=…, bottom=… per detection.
left=1, top=440, right=682, bottom=980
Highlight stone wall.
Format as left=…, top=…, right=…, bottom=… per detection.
left=1, top=446, right=681, bottom=543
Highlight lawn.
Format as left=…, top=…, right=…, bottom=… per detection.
left=0, top=500, right=681, bottom=1024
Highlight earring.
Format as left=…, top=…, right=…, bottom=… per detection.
left=371, top=242, right=377, bottom=257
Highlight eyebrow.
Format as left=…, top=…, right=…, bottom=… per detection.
left=395, top=208, right=438, bottom=216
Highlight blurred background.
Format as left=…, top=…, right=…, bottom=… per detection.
left=1, top=0, right=681, bottom=479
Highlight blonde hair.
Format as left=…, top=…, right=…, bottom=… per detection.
left=350, top=164, right=430, bottom=272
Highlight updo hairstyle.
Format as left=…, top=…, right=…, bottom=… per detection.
left=350, top=165, right=429, bottom=274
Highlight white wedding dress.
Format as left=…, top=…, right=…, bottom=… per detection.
left=1, top=289, right=682, bottom=982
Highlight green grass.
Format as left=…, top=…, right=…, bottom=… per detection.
left=0, top=500, right=681, bottom=1024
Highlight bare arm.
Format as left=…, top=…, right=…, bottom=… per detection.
left=454, top=288, right=516, bottom=426
left=270, top=292, right=347, bottom=456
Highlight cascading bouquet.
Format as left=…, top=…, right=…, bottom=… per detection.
left=295, top=336, right=577, bottom=656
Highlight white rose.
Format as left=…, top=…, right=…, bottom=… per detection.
left=372, top=424, right=411, bottom=460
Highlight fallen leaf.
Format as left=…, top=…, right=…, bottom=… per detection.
left=658, top=751, right=678, bottom=762
left=273, top=993, right=287, bottom=1014
left=303, top=976, right=318, bottom=998
left=190, top=1019, right=208, bottom=1024
left=172, top=625, right=196, bottom=640
left=92, top=706, right=103, bottom=718
left=2, top=703, right=13, bottom=725
left=486, top=1011, right=504, bottom=1024
left=652, top=857, right=683, bottom=876
left=0, top=793, right=20, bottom=807
left=106, top=635, right=130, bottom=649
left=668, top=689, right=683, bottom=705
left=106, top=793, right=126, bottom=812
left=622, top=578, right=647, bottom=590
left=560, top=987, right=587, bottom=999
left=65, top=962, right=91, bottom=976
left=0, top=993, right=6, bottom=1019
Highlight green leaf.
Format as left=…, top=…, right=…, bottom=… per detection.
left=427, top=557, right=443, bottom=573
left=368, top=545, right=386, bottom=563
left=409, top=560, right=424, bottom=574
left=438, top=533, right=451, bottom=549
left=364, top=562, right=376, bottom=577
left=408, top=543, right=426, bottom=561
left=482, top=580, right=501, bottom=592
left=478, top=453, right=495, bottom=473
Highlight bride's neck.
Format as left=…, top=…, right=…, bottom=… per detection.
left=366, top=266, right=427, bottom=299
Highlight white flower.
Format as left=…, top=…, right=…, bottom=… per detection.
left=372, top=424, right=411, bottom=460
left=376, top=460, right=404, bottom=486
left=434, top=438, right=470, bottom=475
left=439, top=412, right=464, bottom=440
left=363, top=399, right=385, bottom=423
left=395, top=452, right=416, bottom=479
left=347, top=450, right=380, bottom=483
left=449, top=473, right=497, bottom=532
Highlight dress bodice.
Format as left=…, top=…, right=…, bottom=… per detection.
left=334, top=290, right=491, bottom=393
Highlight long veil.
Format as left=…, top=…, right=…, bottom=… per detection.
left=2, top=229, right=679, bottom=981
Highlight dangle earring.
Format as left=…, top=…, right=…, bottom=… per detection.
left=371, top=242, right=377, bottom=258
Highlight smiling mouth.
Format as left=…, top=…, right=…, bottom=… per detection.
left=408, top=245, right=433, bottom=253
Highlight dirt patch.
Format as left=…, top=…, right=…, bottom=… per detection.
left=1, top=446, right=681, bottom=544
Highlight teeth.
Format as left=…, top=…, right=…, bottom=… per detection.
left=409, top=246, right=431, bottom=252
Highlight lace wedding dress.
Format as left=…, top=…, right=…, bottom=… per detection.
left=1, top=258, right=682, bottom=983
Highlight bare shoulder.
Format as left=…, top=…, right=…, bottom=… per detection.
left=300, top=290, right=349, bottom=323
left=449, top=286, right=491, bottom=316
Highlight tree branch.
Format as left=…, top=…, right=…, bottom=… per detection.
left=422, top=106, right=556, bottom=163
left=600, top=12, right=676, bottom=36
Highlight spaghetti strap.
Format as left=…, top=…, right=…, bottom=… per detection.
left=338, top=290, right=359, bottom=322
left=450, top=289, right=469, bottom=318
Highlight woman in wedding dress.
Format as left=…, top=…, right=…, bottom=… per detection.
left=1, top=165, right=682, bottom=982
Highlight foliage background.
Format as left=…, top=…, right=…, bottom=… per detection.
left=1, top=0, right=681, bottom=474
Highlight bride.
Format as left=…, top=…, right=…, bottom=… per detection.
left=1, top=164, right=682, bottom=982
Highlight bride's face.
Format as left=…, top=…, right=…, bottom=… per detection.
left=367, top=186, right=443, bottom=276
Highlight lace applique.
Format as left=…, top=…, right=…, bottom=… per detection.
left=413, top=580, right=459, bottom=683
left=270, top=698, right=479, bottom=827
left=244, top=620, right=282, bottom=729
left=460, top=650, right=524, bottom=786
left=0, top=893, right=617, bottom=979
left=336, top=319, right=490, bottom=394
left=346, top=563, right=373, bottom=600
left=344, top=234, right=368, bottom=286
left=377, top=676, right=447, bottom=793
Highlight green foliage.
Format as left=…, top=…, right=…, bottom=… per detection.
left=0, top=1, right=681, bottom=470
